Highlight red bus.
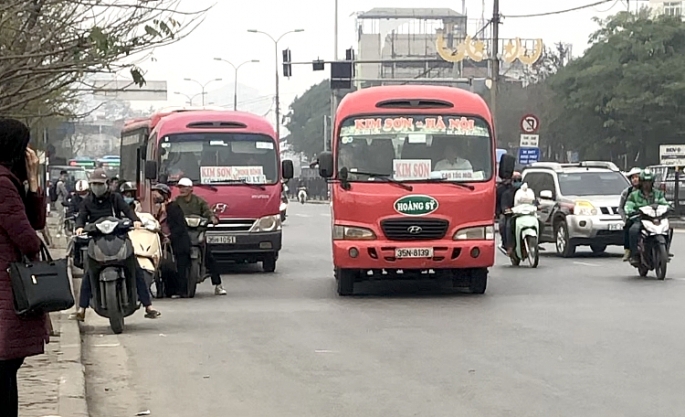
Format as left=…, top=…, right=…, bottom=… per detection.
left=316, top=85, right=497, bottom=295
left=120, top=108, right=293, bottom=272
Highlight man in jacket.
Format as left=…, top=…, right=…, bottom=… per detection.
left=174, top=177, right=226, bottom=295
left=618, top=167, right=641, bottom=261
left=495, top=172, right=522, bottom=255
left=624, top=169, right=670, bottom=265
left=69, top=169, right=160, bottom=321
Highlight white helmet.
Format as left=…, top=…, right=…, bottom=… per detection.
left=75, top=180, right=89, bottom=192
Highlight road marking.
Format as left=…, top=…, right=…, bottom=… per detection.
left=320, top=213, right=330, bottom=216
left=93, top=343, right=120, bottom=347
left=573, top=261, right=600, bottom=267
left=294, top=214, right=310, bottom=217
left=674, top=229, right=685, bottom=234
left=314, top=350, right=338, bottom=353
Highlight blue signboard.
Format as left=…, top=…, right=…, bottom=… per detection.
left=518, top=147, right=540, bottom=165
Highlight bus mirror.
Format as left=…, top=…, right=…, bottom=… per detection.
left=318, top=152, right=334, bottom=178
left=282, top=160, right=294, bottom=179
left=499, top=154, right=515, bottom=180
left=144, top=161, right=157, bottom=180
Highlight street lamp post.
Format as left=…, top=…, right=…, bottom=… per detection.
left=173, top=91, right=203, bottom=106
left=247, top=28, right=304, bottom=139
left=213, top=58, right=260, bottom=110
left=183, top=78, right=223, bottom=106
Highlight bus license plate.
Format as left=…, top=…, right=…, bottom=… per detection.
left=206, top=235, right=236, bottom=244
left=608, top=223, right=623, bottom=231
left=395, top=248, right=433, bottom=258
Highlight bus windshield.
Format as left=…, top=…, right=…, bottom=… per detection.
left=159, top=133, right=278, bottom=185
left=337, top=115, right=493, bottom=182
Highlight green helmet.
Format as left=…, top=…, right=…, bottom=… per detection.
left=639, top=168, right=654, bottom=182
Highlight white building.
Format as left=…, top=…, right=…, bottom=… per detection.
left=649, top=0, right=683, bottom=16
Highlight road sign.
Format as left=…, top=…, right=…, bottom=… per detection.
left=520, top=114, right=540, bottom=133
left=519, top=134, right=539, bottom=147
left=660, top=144, right=685, bottom=166
left=518, top=147, right=540, bottom=165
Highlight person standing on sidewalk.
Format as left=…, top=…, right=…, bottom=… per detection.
left=174, top=178, right=226, bottom=295
left=54, top=170, right=69, bottom=238
left=0, top=118, right=49, bottom=417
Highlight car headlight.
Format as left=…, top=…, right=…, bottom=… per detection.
left=250, top=215, right=281, bottom=232
left=453, top=225, right=494, bottom=240
left=573, top=201, right=597, bottom=216
left=332, top=225, right=376, bottom=240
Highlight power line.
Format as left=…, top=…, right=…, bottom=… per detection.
left=504, top=0, right=615, bottom=18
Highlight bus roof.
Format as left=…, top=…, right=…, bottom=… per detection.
left=121, top=106, right=229, bottom=133
left=336, top=85, right=491, bottom=120
left=153, top=110, right=276, bottom=138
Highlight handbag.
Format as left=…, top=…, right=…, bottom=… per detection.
left=9, top=241, right=74, bottom=316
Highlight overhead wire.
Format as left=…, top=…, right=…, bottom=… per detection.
left=503, top=0, right=616, bottom=18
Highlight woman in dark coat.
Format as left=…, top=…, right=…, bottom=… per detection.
left=0, top=118, right=48, bottom=416
left=151, top=184, right=192, bottom=298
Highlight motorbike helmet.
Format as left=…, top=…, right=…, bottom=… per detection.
left=75, top=180, right=89, bottom=193
left=119, top=181, right=137, bottom=193
left=626, top=167, right=641, bottom=179
left=151, top=183, right=171, bottom=197
left=512, top=171, right=522, bottom=182
left=639, top=169, right=654, bottom=182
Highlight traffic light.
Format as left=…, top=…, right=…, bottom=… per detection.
left=331, top=48, right=355, bottom=90
left=345, top=48, right=355, bottom=61
left=312, top=59, right=325, bottom=71
left=282, top=49, right=292, bottom=77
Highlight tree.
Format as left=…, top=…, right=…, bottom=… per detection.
left=545, top=10, right=685, bottom=165
left=283, top=80, right=333, bottom=157
left=0, top=0, right=205, bottom=119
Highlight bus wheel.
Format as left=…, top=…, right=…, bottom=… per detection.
left=336, top=268, right=355, bottom=296
left=468, top=268, right=488, bottom=294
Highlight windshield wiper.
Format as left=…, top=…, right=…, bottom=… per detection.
left=424, top=178, right=475, bottom=190
left=216, top=179, right=266, bottom=190
left=351, top=171, right=413, bottom=191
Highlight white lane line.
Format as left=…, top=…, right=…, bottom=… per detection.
left=294, top=214, right=310, bottom=217
left=320, top=213, right=330, bottom=216
left=674, top=229, right=685, bottom=234
left=573, top=261, right=600, bottom=267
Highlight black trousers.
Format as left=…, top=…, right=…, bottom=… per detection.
left=205, top=250, right=222, bottom=285
left=0, top=358, right=24, bottom=417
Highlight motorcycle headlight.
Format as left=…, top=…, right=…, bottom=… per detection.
left=332, top=225, right=376, bottom=240
left=95, top=220, right=118, bottom=235
left=573, top=201, right=597, bottom=216
left=279, top=202, right=287, bottom=211
left=250, top=215, right=281, bottom=232
left=453, top=225, right=494, bottom=240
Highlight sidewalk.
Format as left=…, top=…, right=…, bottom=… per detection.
left=17, top=218, right=88, bottom=417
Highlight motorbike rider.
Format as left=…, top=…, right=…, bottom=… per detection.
left=151, top=183, right=192, bottom=298
left=624, top=168, right=670, bottom=265
left=618, top=167, right=642, bottom=261
left=495, top=171, right=522, bottom=255
left=68, top=169, right=161, bottom=321
left=119, top=181, right=141, bottom=212
left=174, top=177, right=227, bottom=296
left=68, top=180, right=90, bottom=265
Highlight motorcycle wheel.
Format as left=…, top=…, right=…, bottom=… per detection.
left=187, top=259, right=200, bottom=298
left=525, top=236, right=539, bottom=268
left=655, top=244, right=668, bottom=280
left=105, top=281, right=124, bottom=334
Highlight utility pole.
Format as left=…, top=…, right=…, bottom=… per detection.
left=490, top=0, right=501, bottom=128
left=323, top=114, right=328, bottom=152
left=330, top=0, right=339, bottom=154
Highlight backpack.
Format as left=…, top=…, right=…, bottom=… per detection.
left=49, top=182, right=59, bottom=203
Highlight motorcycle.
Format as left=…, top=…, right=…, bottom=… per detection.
left=280, top=191, right=288, bottom=222
left=297, top=187, right=308, bottom=204
left=128, top=213, right=162, bottom=296
left=82, top=217, right=137, bottom=334
left=508, top=203, right=540, bottom=268
left=631, top=204, right=672, bottom=280
left=185, top=215, right=209, bottom=298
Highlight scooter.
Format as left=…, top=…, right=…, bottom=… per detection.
left=280, top=190, right=288, bottom=222
left=82, top=217, right=137, bottom=334
left=509, top=203, right=540, bottom=268
left=631, top=204, right=672, bottom=280
left=297, top=187, right=308, bottom=204
left=185, top=215, right=209, bottom=298
left=128, top=213, right=162, bottom=296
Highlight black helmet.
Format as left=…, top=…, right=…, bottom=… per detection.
left=151, top=183, right=171, bottom=197
left=119, top=181, right=136, bottom=193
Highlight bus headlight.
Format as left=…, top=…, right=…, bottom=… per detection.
left=250, top=215, right=281, bottom=232
left=453, top=225, right=494, bottom=240
left=333, top=225, right=376, bottom=240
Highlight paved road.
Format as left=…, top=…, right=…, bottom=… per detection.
left=83, top=203, right=685, bottom=417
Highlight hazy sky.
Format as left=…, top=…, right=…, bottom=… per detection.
left=133, top=0, right=644, bottom=119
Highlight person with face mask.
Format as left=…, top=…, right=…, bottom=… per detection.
left=174, top=178, right=226, bottom=296
left=495, top=171, right=522, bottom=255
left=69, top=169, right=160, bottom=321
left=119, top=181, right=141, bottom=212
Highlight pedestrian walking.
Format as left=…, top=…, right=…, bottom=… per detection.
left=54, top=170, right=69, bottom=237
left=0, top=118, right=49, bottom=417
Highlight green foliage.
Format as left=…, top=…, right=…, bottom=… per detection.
left=283, top=80, right=332, bottom=157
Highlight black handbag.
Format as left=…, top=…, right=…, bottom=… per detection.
left=9, top=241, right=74, bottom=316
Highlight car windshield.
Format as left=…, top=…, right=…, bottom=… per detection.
left=159, top=133, right=278, bottom=185
left=337, top=115, right=493, bottom=182
left=558, top=172, right=629, bottom=196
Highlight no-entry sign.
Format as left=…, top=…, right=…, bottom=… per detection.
left=520, top=114, right=540, bottom=133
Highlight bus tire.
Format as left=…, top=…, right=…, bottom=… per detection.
left=336, top=268, right=355, bottom=296
left=468, top=268, right=487, bottom=294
